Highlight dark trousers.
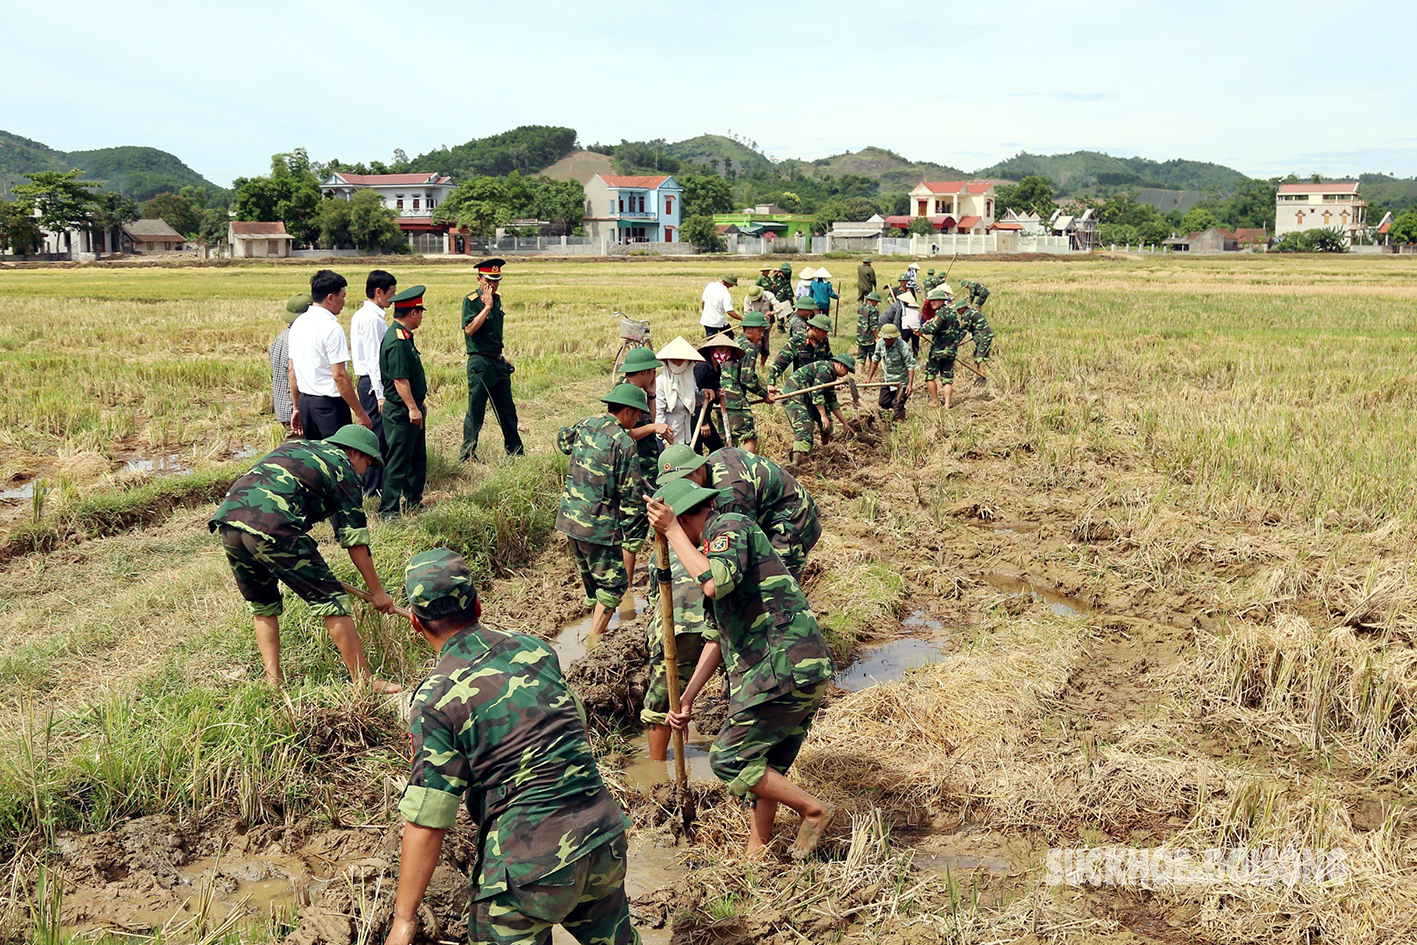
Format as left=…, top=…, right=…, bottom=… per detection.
left=297, top=393, right=350, bottom=441
left=379, top=403, right=426, bottom=517
left=461, top=354, right=524, bottom=460
left=704, top=325, right=734, bottom=338
left=878, top=383, right=909, bottom=421
left=356, top=376, right=385, bottom=496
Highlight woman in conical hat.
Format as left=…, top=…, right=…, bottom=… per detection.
left=653, top=336, right=704, bottom=449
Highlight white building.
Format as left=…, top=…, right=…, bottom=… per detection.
left=902, top=181, right=998, bottom=234
left=321, top=172, right=456, bottom=253
left=1274, top=182, right=1367, bottom=241
left=229, top=221, right=294, bottom=258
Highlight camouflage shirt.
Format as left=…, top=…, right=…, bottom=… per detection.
left=462, top=292, right=505, bottom=356
left=921, top=312, right=966, bottom=355
left=959, top=305, right=990, bottom=338
left=647, top=546, right=708, bottom=653
left=555, top=414, right=644, bottom=547
left=720, top=353, right=767, bottom=412
left=699, top=512, right=835, bottom=711
left=380, top=322, right=426, bottom=405
left=707, top=448, right=821, bottom=554
left=399, top=623, right=628, bottom=898
left=208, top=439, right=369, bottom=548
left=856, top=303, right=880, bottom=347
left=785, top=360, right=840, bottom=406
left=961, top=279, right=989, bottom=305
left=870, top=337, right=917, bottom=385
left=769, top=333, right=832, bottom=385
left=769, top=274, right=794, bottom=304
left=784, top=313, right=808, bottom=337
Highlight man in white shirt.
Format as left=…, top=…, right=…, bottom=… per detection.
left=288, top=270, right=371, bottom=440
left=700, top=274, right=741, bottom=338
left=350, top=270, right=396, bottom=496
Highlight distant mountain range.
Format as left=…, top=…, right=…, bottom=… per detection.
left=4, top=126, right=1417, bottom=214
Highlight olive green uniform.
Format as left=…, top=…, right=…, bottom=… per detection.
left=461, top=292, right=525, bottom=461
left=378, top=322, right=427, bottom=517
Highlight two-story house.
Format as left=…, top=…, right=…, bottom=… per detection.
left=1274, top=182, right=1367, bottom=242
left=320, top=172, right=456, bottom=252
left=582, top=174, right=683, bottom=243
left=895, top=181, right=998, bottom=235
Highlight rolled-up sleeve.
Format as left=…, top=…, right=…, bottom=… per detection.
left=399, top=701, right=469, bottom=829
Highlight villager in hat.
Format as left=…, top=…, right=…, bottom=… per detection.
left=865, top=323, right=916, bottom=422
left=809, top=267, right=839, bottom=315
left=903, top=262, right=920, bottom=293
left=693, top=333, right=740, bottom=456
left=920, top=299, right=968, bottom=409
left=351, top=270, right=397, bottom=497
left=378, top=285, right=428, bottom=519
left=208, top=424, right=398, bottom=692
left=898, top=289, right=922, bottom=357
left=769, top=312, right=834, bottom=391
left=645, top=479, right=836, bottom=858
left=388, top=549, right=638, bottom=945
left=657, top=443, right=820, bottom=583
left=726, top=313, right=772, bottom=453
left=701, top=274, right=740, bottom=338
left=554, top=384, right=649, bottom=641
left=460, top=258, right=525, bottom=462
left=794, top=266, right=815, bottom=301
left=769, top=263, right=794, bottom=321
left=856, top=257, right=876, bottom=301
left=855, top=291, right=882, bottom=368
left=270, top=292, right=310, bottom=434
left=654, top=336, right=705, bottom=449
left=781, top=353, right=855, bottom=464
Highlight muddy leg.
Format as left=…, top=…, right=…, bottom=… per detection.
left=748, top=768, right=830, bottom=857
left=254, top=615, right=283, bottom=688
left=748, top=797, right=780, bottom=854
left=647, top=723, right=672, bottom=761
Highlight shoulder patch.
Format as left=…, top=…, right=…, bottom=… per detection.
left=708, top=534, right=730, bottom=553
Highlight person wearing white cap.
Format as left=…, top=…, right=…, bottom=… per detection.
left=809, top=267, right=838, bottom=314
left=654, top=336, right=705, bottom=448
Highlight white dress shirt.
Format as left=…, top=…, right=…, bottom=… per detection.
left=349, top=299, right=388, bottom=399
left=700, top=280, right=735, bottom=328
left=288, top=303, right=350, bottom=398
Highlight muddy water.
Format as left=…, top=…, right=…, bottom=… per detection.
left=0, top=481, right=34, bottom=500
left=552, top=592, right=647, bottom=671
left=836, top=639, right=947, bottom=691
left=985, top=572, right=1090, bottom=617
left=122, top=455, right=188, bottom=475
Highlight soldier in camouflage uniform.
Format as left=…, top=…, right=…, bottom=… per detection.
left=555, top=384, right=649, bottom=640
left=865, top=323, right=916, bottom=421
left=641, top=547, right=708, bottom=762
left=957, top=295, right=994, bottom=387
left=855, top=291, right=882, bottom=369
left=646, top=479, right=836, bottom=857
left=754, top=263, right=775, bottom=293
left=768, top=312, right=833, bottom=390
left=782, top=296, right=815, bottom=337
left=959, top=278, right=990, bottom=309
left=616, top=347, right=672, bottom=491
left=922, top=268, right=939, bottom=292
left=713, top=326, right=768, bottom=454
left=781, top=353, right=854, bottom=464
left=208, top=424, right=398, bottom=691
left=920, top=297, right=968, bottom=409
left=388, top=549, right=638, bottom=945
left=769, top=264, right=794, bottom=328
left=657, top=443, right=820, bottom=583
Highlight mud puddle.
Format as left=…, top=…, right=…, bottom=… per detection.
left=553, top=593, right=647, bottom=671
left=0, top=481, right=34, bottom=500
left=122, top=454, right=188, bottom=476
left=985, top=573, right=1091, bottom=617
left=619, top=726, right=717, bottom=790
left=837, top=639, right=947, bottom=691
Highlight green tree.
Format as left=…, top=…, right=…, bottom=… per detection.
left=1179, top=207, right=1220, bottom=234
left=142, top=192, right=201, bottom=237
left=1098, top=223, right=1140, bottom=246
left=433, top=176, right=512, bottom=239
left=346, top=189, right=404, bottom=252
left=0, top=200, right=43, bottom=254
left=679, top=173, right=733, bottom=218
left=198, top=207, right=229, bottom=246
left=996, top=175, right=1054, bottom=217
left=680, top=214, right=725, bottom=252
left=528, top=177, right=585, bottom=233
left=91, top=191, right=138, bottom=255
left=11, top=170, right=101, bottom=252
left=908, top=216, right=936, bottom=237
left=231, top=150, right=323, bottom=245
left=316, top=197, right=354, bottom=249
left=1390, top=209, right=1417, bottom=245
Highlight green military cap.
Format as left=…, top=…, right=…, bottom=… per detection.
left=746, top=284, right=765, bottom=301
left=953, top=298, right=971, bottom=311
left=658, top=443, right=708, bottom=480
left=927, top=269, right=936, bottom=275
left=861, top=257, right=871, bottom=263
left=722, top=274, right=739, bottom=286
left=806, top=313, right=832, bottom=331
left=324, top=424, right=384, bottom=466
left=618, top=348, right=663, bottom=374
left=740, top=311, right=769, bottom=328
left=832, top=352, right=857, bottom=370
left=778, top=263, right=792, bottom=272
left=389, top=284, right=426, bottom=310
left=926, top=287, right=951, bottom=301
left=864, top=291, right=882, bottom=302
left=284, top=292, right=312, bottom=325
left=794, top=297, right=819, bottom=311
left=602, top=382, right=649, bottom=413
left=652, top=477, right=722, bottom=515
left=880, top=322, right=901, bottom=338
left=404, top=548, right=479, bottom=620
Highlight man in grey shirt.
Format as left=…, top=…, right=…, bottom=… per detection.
left=270, top=293, right=311, bottom=434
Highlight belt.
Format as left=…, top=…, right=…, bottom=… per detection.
left=468, top=351, right=503, bottom=358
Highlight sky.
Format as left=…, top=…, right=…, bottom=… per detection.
left=5, top=0, right=1416, bottom=187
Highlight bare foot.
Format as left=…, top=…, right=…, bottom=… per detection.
left=370, top=677, right=403, bottom=694
left=790, top=803, right=835, bottom=860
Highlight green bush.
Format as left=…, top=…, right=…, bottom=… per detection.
left=1273, top=227, right=1348, bottom=253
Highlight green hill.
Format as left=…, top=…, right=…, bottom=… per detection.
left=664, top=135, right=774, bottom=176
left=406, top=125, right=579, bottom=180
left=974, top=150, right=1249, bottom=195
left=1358, top=173, right=1417, bottom=214
left=0, top=130, right=72, bottom=195
left=0, top=130, right=224, bottom=202
left=803, top=146, right=967, bottom=191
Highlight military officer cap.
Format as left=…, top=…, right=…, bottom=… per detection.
left=390, top=284, right=426, bottom=311
left=740, top=312, right=769, bottom=328
left=658, top=444, right=708, bottom=481
left=793, top=297, right=819, bottom=312
left=404, top=548, right=479, bottom=621
left=831, top=352, right=857, bottom=371
left=284, top=292, right=312, bottom=325
left=864, top=291, right=882, bottom=302
left=880, top=323, right=902, bottom=338
left=475, top=258, right=506, bottom=280
left=806, top=313, right=832, bottom=331
left=778, top=262, right=792, bottom=273
left=601, top=382, right=649, bottom=413
left=652, top=477, right=722, bottom=516
left=926, top=287, right=952, bottom=301
left=324, top=424, right=384, bottom=466
left=618, top=347, right=663, bottom=374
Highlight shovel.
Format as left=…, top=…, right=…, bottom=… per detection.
left=655, top=533, right=695, bottom=831
left=340, top=581, right=412, bottom=620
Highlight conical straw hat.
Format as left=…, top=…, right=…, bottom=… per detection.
left=656, top=336, right=706, bottom=362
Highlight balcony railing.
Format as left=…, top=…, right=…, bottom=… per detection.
left=612, top=209, right=659, bottom=219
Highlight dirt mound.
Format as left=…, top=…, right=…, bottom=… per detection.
left=565, top=616, right=649, bottom=730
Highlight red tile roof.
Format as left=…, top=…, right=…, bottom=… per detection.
left=334, top=172, right=450, bottom=186
left=957, top=216, right=982, bottom=229
left=1234, top=227, right=1269, bottom=243
left=914, top=180, right=995, bottom=195
left=230, top=222, right=290, bottom=237
left=599, top=174, right=671, bottom=188
left=989, top=221, right=1024, bottom=231
left=1277, top=182, right=1359, bottom=195
left=1377, top=220, right=1392, bottom=234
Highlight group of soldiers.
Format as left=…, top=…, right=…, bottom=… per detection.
left=214, top=257, right=999, bottom=944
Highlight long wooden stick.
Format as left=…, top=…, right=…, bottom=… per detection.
left=656, top=534, right=688, bottom=787
left=340, top=581, right=413, bottom=620
left=688, top=397, right=712, bottom=451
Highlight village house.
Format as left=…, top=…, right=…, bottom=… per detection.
left=712, top=203, right=815, bottom=241
left=1274, top=181, right=1366, bottom=242
left=1049, top=208, right=1098, bottom=251
left=228, top=221, right=294, bottom=258
left=887, top=181, right=998, bottom=235
left=582, top=174, right=683, bottom=243
left=320, top=171, right=456, bottom=253
left=122, top=218, right=187, bottom=253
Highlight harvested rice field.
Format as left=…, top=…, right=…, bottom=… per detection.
left=2, top=252, right=1416, bottom=944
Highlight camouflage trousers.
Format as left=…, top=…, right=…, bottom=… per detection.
left=782, top=396, right=821, bottom=455
left=469, top=832, right=639, bottom=945
left=923, top=347, right=958, bottom=383
left=217, top=525, right=352, bottom=618
left=726, top=408, right=756, bottom=444
left=710, top=681, right=828, bottom=796
left=971, top=326, right=993, bottom=362
left=567, top=537, right=628, bottom=609
left=641, top=632, right=705, bottom=726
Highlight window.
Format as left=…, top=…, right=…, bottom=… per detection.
left=413, top=197, right=420, bottom=211
left=619, top=197, right=624, bottom=213
left=665, top=196, right=674, bottom=215
left=917, top=200, right=928, bottom=216
left=396, top=194, right=404, bottom=210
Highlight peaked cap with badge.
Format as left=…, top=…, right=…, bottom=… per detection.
left=474, top=257, right=505, bottom=280
left=390, top=284, right=427, bottom=311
